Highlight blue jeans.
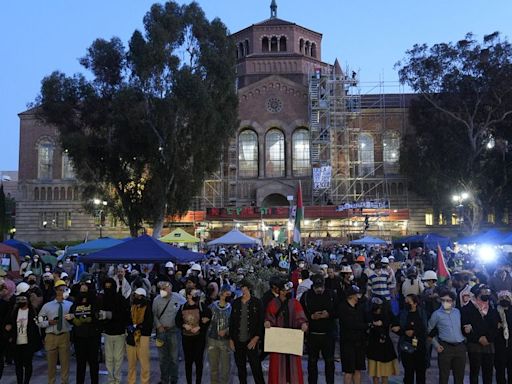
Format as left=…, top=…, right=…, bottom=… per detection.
left=156, top=329, right=180, bottom=384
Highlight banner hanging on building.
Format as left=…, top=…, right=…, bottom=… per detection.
left=336, top=200, right=390, bottom=211
left=313, top=166, right=332, bottom=190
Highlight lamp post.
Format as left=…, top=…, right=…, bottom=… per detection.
left=93, top=198, right=107, bottom=238
left=452, top=192, right=469, bottom=227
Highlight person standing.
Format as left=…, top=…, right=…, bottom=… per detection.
left=339, top=285, right=368, bottom=384
left=98, top=277, right=130, bottom=384
left=367, top=297, right=399, bottom=384
left=37, top=279, right=73, bottom=384
left=300, top=274, right=337, bottom=384
left=395, top=294, right=429, bottom=384
left=427, top=289, right=466, bottom=384
left=126, top=288, right=153, bottom=384
left=229, top=279, right=265, bottom=384
left=153, top=281, right=185, bottom=384
left=461, top=284, right=498, bottom=384
left=68, top=278, right=100, bottom=384
left=176, top=287, right=211, bottom=384
left=207, top=284, right=233, bottom=384
left=4, top=282, right=42, bottom=384
left=265, top=278, right=308, bottom=384
left=495, top=290, right=512, bottom=384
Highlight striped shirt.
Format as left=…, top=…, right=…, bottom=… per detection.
left=368, top=269, right=394, bottom=300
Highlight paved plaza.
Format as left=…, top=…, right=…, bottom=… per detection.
left=1, top=342, right=467, bottom=384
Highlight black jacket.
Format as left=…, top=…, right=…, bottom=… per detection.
left=261, top=289, right=278, bottom=314
left=300, top=288, right=337, bottom=334
left=461, top=301, right=499, bottom=345
left=229, top=296, right=263, bottom=341
left=4, top=305, right=42, bottom=353
left=97, top=291, right=130, bottom=335
left=129, top=301, right=154, bottom=337
left=338, top=299, right=368, bottom=343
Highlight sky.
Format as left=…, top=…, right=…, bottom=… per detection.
left=1, top=0, right=511, bottom=171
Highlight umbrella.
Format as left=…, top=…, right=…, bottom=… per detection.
left=3, top=239, right=34, bottom=258
left=63, top=237, right=126, bottom=257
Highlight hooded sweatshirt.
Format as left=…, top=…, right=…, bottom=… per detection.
left=208, top=300, right=232, bottom=340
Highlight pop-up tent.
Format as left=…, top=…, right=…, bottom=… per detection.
left=0, top=243, right=20, bottom=273
left=207, top=229, right=261, bottom=246
left=459, top=229, right=505, bottom=245
left=394, top=233, right=451, bottom=250
left=3, top=239, right=34, bottom=258
left=349, top=236, right=387, bottom=245
left=63, top=237, right=126, bottom=257
left=160, top=228, right=201, bottom=244
left=80, top=234, right=205, bottom=264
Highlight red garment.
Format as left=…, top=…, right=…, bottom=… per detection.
left=265, top=297, right=308, bottom=384
left=291, top=269, right=302, bottom=292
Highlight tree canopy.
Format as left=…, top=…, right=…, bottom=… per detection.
left=37, top=1, right=238, bottom=237
left=397, top=32, right=512, bottom=233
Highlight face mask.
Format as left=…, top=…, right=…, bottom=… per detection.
left=499, top=299, right=510, bottom=307
left=167, top=270, right=174, bottom=275
left=442, top=301, right=452, bottom=311
left=160, top=290, right=168, bottom=298
left=480, top=295, right=490, bottom=302
left=28, top=279, right=36, bottom=285
left=45, top=268, right=51, bottom=272
left=63, top=289, right=70, bottom=300
left=134, top=297, right=145, bottom=305
left=57, top=263, right=63, bottom=268
left=213, top=261, right=218, bottom=265
left=224, top=295, right=232, bottom=303
left=192, top=296, right=200, bottom=302
left=369, top=263, right=375, bottom=270
left=349, top=275, right=354, bottom=281
left=405, top=303, right=413, bottom=311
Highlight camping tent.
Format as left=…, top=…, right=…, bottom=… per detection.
left=394, top=233, right=451, bottom=250
left=160, top=228, right=201, bottom=244
left=3, top=239, right=34, bottom=258
left=63, top=237, right=126, bottom=257
left=349, top=236, right=387, bottom=245
left=0, top=243, right=20, bottom=273
left=207, top=229, right=261, bottom=246
left=80, top=234, right=205, bottom=264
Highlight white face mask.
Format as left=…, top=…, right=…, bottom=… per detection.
left=160, top=290, right=168, bottom=298
left=442, top=301, right=452, bottom=311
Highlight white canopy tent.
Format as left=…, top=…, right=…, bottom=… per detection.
left=207, top=229, right=261, bottom=246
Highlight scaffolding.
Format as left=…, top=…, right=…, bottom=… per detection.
left=309, top=68, right=409, bottom=208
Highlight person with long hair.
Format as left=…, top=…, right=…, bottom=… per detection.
left=4, top=282, right=42, bottom=384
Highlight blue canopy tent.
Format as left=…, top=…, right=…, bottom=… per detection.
left=3, top=239, right=34, bottom=258
left=63, top=237, right=126, bottom=258
left=80, top=234, right=205, bottom=264
left=349, top=236, right=387, bottom=245
left=394, top=233, right=451, bottom=250
left=499, top=232, right=512, bottom=245
left=459, top=229, right=506, bottom=245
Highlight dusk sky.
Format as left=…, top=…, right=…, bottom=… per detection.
left=1, top=0, right=511, bottom=171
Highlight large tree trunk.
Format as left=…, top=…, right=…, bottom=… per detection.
left=152, top=210, right=165, bottom=239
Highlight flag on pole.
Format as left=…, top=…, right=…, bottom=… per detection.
left=436, top=243, right=451, bottom=284
left=293, top=182, right=303, bottom=246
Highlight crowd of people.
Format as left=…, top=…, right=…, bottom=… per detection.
left=0, top=243, right=511, bottom=384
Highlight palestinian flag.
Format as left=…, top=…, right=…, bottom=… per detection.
left=437, top=243, right=451, bottom=284
left=293, top=182, right=303, bottom=246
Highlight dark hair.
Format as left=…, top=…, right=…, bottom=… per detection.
left=300, top=269, right=310, bottom=280
left=406, top=293, right=420, bottom=306
left=439, top=288, right=456, bottom=301
left=185, top=287, right=194, bottom=297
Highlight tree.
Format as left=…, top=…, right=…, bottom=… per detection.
left=396, top=32, right=512, bottom=233
left=0, top=185, right=5, bottom=241
left=38, top=1, right=238, bottom=237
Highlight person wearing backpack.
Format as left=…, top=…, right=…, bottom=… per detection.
left=300, top=273, right=337, bottom=384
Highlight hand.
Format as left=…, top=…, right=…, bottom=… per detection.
left=158, top=326, right=165, bottom=333
left=311, top=313, right=319, bottom=320
left=373, top=320, right=383, bottom=327
left=183, top=324, right=192, bottom=331
left=301, top=323, right=308, bottom=333
left=48, top=319, right=57, bottom=326
left=437, top=345, right=445, bottom=353
left=191, top=326, right=200, bottom=334
left=479, top=336, right=490, bottom=346
left=4, top=324, right=12, bottom=332
left=391, top=326, right=400, bottom=333
left=464, top=324, right=472, bottom=334
left=247, top=336, right=259, bottom=350
left=229, top=339, right=235, bottom=351
left=201, top=317, right=210, bottom=324
left=218, top=329, right=227, bottom=337
left=64, top=314, right=74, bottom=321
left=320, top=310, right=329, bottom=319
left=264, top=321, right=271, bottom=328
left=405, top=330, right=414, bottom=337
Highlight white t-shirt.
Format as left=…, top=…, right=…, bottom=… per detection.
left=16, top=308, right=29, bottom=345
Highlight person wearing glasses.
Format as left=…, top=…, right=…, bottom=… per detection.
left=427, top=289, right=466, bottom=384
left=37, top=279, right=73, bottom=384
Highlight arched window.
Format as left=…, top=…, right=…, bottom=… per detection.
left=305, top=41, right=311, bottom=56
left=244, top=39, right=250, bottom=55
left=38, top=139, right=54, bottom=179
left=34, top=187, right=39, bottom=201
left=358, top=133, right=375, bottom=176
left=311, top=42, right=317, bottom=58
left=41, top=187, right=46, bottom=201
left=383, top=131, right=400, bottom=174
left=292, top=129, right=310, bottom=176
left=279, top=36, right=287, bottom=52
left=239, top=42, right=244, bottom=58
left=262, top=37, right=269, bottom=52
left=67, top=187, right=73, bottom=200
left=62, top=152, right=75, bottom=179
left=265, top=129, right=285, bottom=177
left=299, top=38, right=304, bottom=53
left=47, top=187, right=52, bottom=201
left=270, top=37, right=278, bottom=52
left=54, top=187, right=59, bottom=200
left=238, top=130, right=258, bottom=178
left=60, top=187, right=66, bottom=200
left=73, top=187, right=79, bottom=200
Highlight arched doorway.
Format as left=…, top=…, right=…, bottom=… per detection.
left=261, top=193, right=289, bottom=207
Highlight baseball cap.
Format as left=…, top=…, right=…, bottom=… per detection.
left=54, top=280, right=66, bottom=288
left=134, top=288, right=147, bottom=297
left=311, top=274, right=325, bottom=288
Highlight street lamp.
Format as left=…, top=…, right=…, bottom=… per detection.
left=452, top=192, right=469, bottom=226
left=93, top=199, right=108, bottom=238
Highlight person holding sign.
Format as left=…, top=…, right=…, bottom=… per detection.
left=264, top=277, right=308, bottom=384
